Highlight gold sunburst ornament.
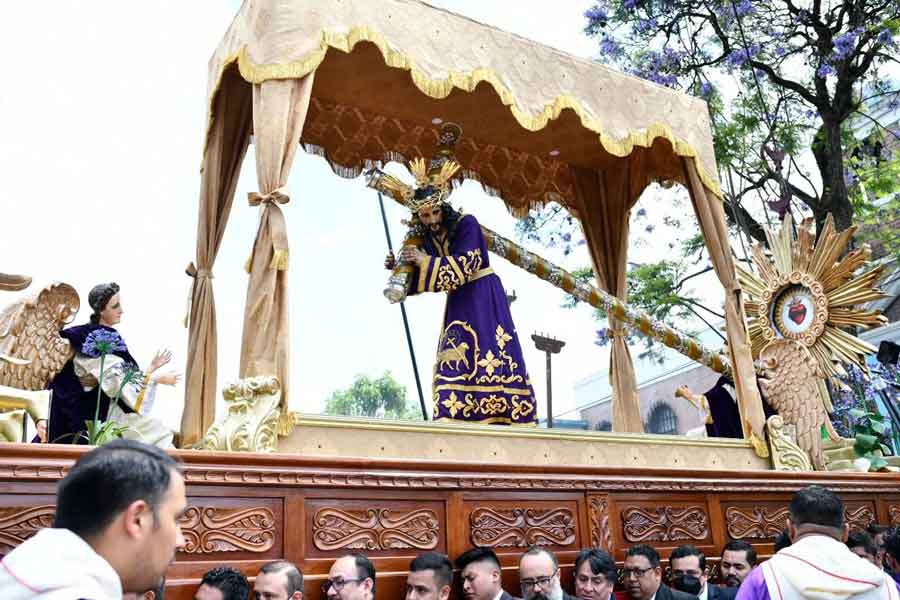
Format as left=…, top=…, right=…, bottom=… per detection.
left=737, top=214, right=888, bottom=379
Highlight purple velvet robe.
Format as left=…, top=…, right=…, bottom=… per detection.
left=704, top=376, right=776, bottom=439
left=409, top=214, right=536, bottom=425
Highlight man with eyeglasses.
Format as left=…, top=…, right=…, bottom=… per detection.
left=669, top=545, right=735, bottom=600
left=574, top=549, right=616, bottom=600
left=457, top=547, right=519, bottom=600
left=519, top=547, right=577, bottom=600
left=623, top=545, right=697, bottom=600
left=324, top=554, right=376, bottom=600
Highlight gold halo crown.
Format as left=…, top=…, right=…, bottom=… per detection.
left=367, top=123, right=462, bottom=212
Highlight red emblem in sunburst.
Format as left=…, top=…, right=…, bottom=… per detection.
left=788, top=299, right=807, bottom=325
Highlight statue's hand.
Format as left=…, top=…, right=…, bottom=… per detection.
left=155, top=371, right=182, bottom=386
left=384, top=252, right=396, bottom=270
left=148, top=348, right=173, bottom=373
left=399, top=247, right=428, bottom=265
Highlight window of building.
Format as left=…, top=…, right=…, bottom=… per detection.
left=646, top=402, right=678, bottom=435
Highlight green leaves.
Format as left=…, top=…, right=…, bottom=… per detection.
left=324, top=371, right=419, bottom=420
left=850, top=407, right=894, bottom=472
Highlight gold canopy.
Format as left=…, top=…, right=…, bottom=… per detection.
left=182, top=0, right=765, bottom=449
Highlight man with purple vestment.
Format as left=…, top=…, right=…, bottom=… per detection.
left=383, top=126, right=536, bottom=426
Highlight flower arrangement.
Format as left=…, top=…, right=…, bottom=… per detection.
left=79, top=328, right=144, bottom=445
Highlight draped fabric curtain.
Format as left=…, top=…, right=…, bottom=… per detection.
left=683, top=159, right=767, bottom=446
left=571, top=165, right=644, bottom=433
left=239, top=74, right=316, bottom=431
left=181, top=77, right=253, bottom=447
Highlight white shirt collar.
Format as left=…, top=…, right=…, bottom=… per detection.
left=699, top=584, right=709, bottom=600
left=492, top=589, right=505, bottom=600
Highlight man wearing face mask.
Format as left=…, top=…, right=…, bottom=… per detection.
left=670, top=546, right=736, bottom=600
left=624, top=545, right=698, bottom=600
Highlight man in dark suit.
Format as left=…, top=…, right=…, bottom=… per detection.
left=457, top=547, right=519, bottom=600
left=624, top=545, right=698, bottom=600
left=519, top=546, right=578, bottom=600
left=670, top=545, right=736, bottom=600
left=574, top=548, right=616, bottom=600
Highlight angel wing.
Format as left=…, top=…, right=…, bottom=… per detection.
left=0, top=282, right=80, bottom=391
left=757, top=339, right=828, bottom=469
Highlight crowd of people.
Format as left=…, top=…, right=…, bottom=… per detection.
left=0, top=440, right=899, bottom=600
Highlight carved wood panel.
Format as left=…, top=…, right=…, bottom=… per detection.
left=621, top=504, right=710, bottom=543
left=306, top=499, right=446, bottom=556
left=176, top=497, right=282, bottom=559
left=0, top=504, right=55, bottom=554
left=844, top=502, right=876, bottom=532
left=890, top=505, right=900, bottom=527
left=724, top=504, right=789, bottom=539
left=588, top=494, right=612, bottom=552
left=464, top=500, right=579, bottom=548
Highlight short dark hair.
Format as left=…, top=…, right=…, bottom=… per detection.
left=456, top=547, right=502, bottom=571
left=53, top=439, right=181, bottom=539
left=773, top=529, right=792, bottom=552
left=883, top=529, right=900, bottom=562
left=521, top=546, right=559, bottom=569
left=200, top=567, right=250, bottom=600
left=789, top=485, right=844, bottom=529
left=348, top=554, right=376, bottom=596
left=868, top=523, right=890, bottom=537
left=259, top=560, right=303, bottom=597
left=627, top=545, right=660, bottom=568
left=723, top=540, right=757, bottom=566
left=410, top=552, right=453, bottom=588
left=670, top=545, right=706, bottom=571
left=574, top=548, right=616, bottom=581
left=847, top=531, right=878, bottom=556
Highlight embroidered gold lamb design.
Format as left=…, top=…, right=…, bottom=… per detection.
left=434, top=321, right=479, bottom=382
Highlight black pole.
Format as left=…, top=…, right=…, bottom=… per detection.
left=377, top=192, right=428, bottom=420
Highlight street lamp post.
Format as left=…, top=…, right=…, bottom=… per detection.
left=531, top=333, right=565, bottom=428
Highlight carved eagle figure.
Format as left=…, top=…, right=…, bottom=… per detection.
left=757, top=339, right=835, bottom=470
left=0, top=283, right=80, bottom=390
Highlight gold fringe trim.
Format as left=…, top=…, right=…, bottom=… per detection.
left=270, top=249, right=289, bottom=271
left=204, top=26, right=723, bottom=198
left=244, top=255, right=252, bottom=274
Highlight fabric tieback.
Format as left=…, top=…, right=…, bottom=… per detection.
left=184, top=262, right=214, bottom=328
left=248, top=186, right=290, bottom=207
left=245, top=187, right=291, bottom=273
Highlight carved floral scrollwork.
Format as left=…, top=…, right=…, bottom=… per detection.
left=178, top=506, right=276, bottom=554
left=588, top=495, right=612, bottom=552
left=313, top=508, right=440, bottom=551
left=0, top=505, right=55, bottom=552
left=890, top=506, right=900, bottom=527
left=622, top=506, right=709, bottom=542
left=470, top=507, right=576, bottom=547
left=844, top=506, right=875, bottom=531
left=725, top=506, right=789, bottom=539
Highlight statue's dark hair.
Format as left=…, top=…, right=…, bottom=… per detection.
left=88, top=282, right=120, bottom=325
left=412, top=204, right=463, bottom=240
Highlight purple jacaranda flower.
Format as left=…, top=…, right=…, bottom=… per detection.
left=636, top=207, right=647, bottom=217
left=634, top=17, right=658, bottom=35
left=816, top=63, right=836, bottom=78
left=832, top=31, right=858, bottom=60
left=645, top=224, right=655, bottom=233
left=82, top=329, right=127, bottom=358
left=594, top=328, right=612, bottom=347
left=700, top=82, right=714, bottom=98
left=732, top=0, right=755, bottom=17
left=585, top=4, right=609, bottom=24
left=600, top=35, right=624, bottom=59
left=562, top=232, right=572, bottom=242
left=878, top=28, right=896, bottom=47
left=775, top=45, right=788, bottom=57
left=727, top=44, right=761, bottom=68
left=623, top=0, right=637, bottom=9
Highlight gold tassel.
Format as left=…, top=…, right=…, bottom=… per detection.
left=244, top=255, right=253, bottom=273
left=270, top=249, right=289, bottom=271
left=277, top=412, right=294, bottom=436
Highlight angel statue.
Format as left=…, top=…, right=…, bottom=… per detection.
left=0, top=281, right=181, bottom=447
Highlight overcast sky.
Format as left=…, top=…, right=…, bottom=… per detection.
left=0, top=0, right=719, bottom=431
